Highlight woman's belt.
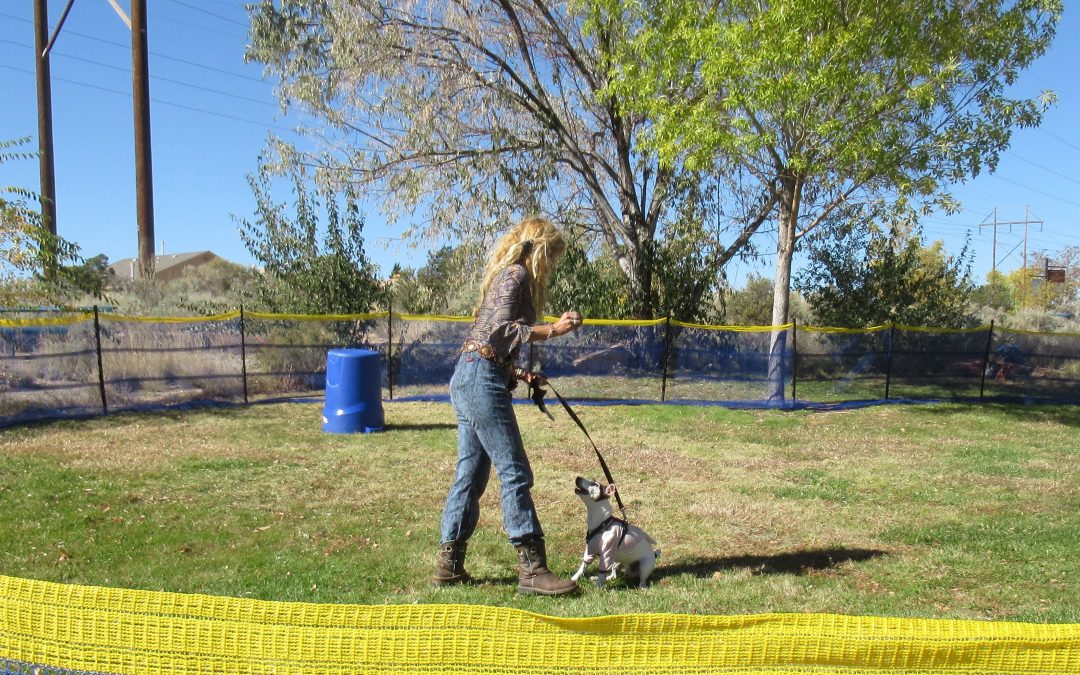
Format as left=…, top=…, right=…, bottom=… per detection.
left=461, top=339, right=504, bottom=365
left=461, top=339, right=521, bottom=390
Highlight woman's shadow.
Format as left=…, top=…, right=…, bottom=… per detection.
left=656, top=547, right=887, bottom=580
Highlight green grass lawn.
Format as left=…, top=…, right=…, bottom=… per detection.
left=1, top=401, right=1077, bottom=622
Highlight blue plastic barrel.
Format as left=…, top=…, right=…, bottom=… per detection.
left=322, top=348, right=385, bottom=433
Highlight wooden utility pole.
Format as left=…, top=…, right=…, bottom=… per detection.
left=131, top=0, right=156, bottom=281
left=33, top=0, right=58, bottom=264
left=35, top=0, right=153, bottom=279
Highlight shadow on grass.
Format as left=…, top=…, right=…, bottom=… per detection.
left=916, top=401, right=1080, bottom=428
left=658, top=547, right=888, bottom=579
left=385, top=423, right=456, bottom=431
left=466, top=547, right=889, bottom=588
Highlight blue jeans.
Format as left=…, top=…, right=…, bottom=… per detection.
left=440, top=353, right=543, bottom=546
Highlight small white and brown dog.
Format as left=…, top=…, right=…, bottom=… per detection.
left=571, top=476, right=660, bottom=589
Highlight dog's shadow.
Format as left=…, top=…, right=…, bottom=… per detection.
left=470, top=547, right=887, bottom=587
left=657, top=547, right=888, bottom=580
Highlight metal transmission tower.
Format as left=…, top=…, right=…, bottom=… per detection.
left=978, top=207, right=1044, bottom=274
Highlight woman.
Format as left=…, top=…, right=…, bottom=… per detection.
left=433, top=216, right=583, bottom=596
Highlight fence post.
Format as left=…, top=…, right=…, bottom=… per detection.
left=239, top=304, right=249, bottom=404
left=660, top=314, right=673, bottom=402
left=884, top=321, right=896, bottom=400
left=387, top=306, right=394, bottom=401
left=979, top=320, right=995, bottom=399
left=93, top=305, right=108, bottom=415
left=791, top=319, right=798, bottom=403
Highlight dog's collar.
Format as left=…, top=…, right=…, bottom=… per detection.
left=586, top=515, right=628, bottom=544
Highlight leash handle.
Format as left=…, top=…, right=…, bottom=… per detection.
left=547, top=382, right=627, bottom=517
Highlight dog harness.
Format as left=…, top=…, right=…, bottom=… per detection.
left=585, top=515, right=630, bottom=574
left=586, top=515, right=629, bottom=546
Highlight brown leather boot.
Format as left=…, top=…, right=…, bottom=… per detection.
left=432, top=540, right=470, bottom=586
left=514, top=538, right=580, bottom=596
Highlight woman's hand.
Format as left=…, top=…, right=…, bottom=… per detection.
left=550, top=311, right=583, bottom=338
left=521, top=370, right=548, bottom=386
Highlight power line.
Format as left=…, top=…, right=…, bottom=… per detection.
left=150, top=11, right=246, bottom=39
left=0, top=11, right=264, bottom=83
left=163, top=0, right=249, bottom=27
left=984, top=174, right=1080, bottom=209
left=0, top=63, right=295, bottom=132
left=1038, top=128, right=1080, bottom=154
left=1004, top=150, right=1080, bottom=187
left=1, top=37, right=277, bottom=107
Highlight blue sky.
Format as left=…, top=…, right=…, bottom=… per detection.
left=1, top=0, right=1076, bottom=286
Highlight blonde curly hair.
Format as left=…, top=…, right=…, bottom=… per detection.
left=476, top=216, right=567, bottom=317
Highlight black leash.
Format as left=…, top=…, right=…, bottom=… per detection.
left=531, top=379, right=627, bottom=519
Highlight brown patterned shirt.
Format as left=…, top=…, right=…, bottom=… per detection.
left=464, top=264, right=536, bottom=366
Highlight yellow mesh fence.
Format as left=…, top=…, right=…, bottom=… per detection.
left=1, top=575, right=1078, bottom=674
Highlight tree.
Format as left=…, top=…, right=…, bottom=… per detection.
left=724, top=274, right=812, bottom=327
left=968, top=247, right=1079, bottom=324
left=548, top=233, right=629, bottom=319
left=1020, top=247, right=1079, bottom=311
left=2, top=138, right=50, bottom=290
left=389, top=245, right=484, bottom=315
left=968, top=270, right=1015, bottom=325
left=246, top=0, right=777, bottom=318
left=796, top=223, right=974, bottom=328
left=237, top=158, right=382, bottom=315
left=2, top=137, right=93, bottom=307
left=600, top=0, right=1060, bottom=397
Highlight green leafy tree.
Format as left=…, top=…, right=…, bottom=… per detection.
left=967, top=256, right=1077, bottom=325
left=970, top=270, right=1016, bottom=320
left=796, top=224, right=974, bottom=328
left=723, top=274, right=812, bottom=327
left=238, top=157, right=382, bottom=315
left=389, top=245, right=484, bottom=316
left=1016, top=247, right=1080, bottom=312
left=2, top=137, right=102, bottom=307
left=246, top=0, right=778, bottom=318
left=598, top=0, right=1059, bottom=396
left=548, top=235, right=628, bottom=320
left=150, top=258, right=260, bottom=315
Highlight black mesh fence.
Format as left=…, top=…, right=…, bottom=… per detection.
left=98, top=312, right=246, bottom=413
left=389, top=314, right=472, bottom=399
left=529, top=319, right=667, bottom=402
left=3, top=310, right=1079, bottom=427
left=666, top=322, right=793, bottom=403
left=0, top=312, right=102, bottom=424
left=794, top=326, right=890, bottom=402
left=243, top=312, right=388, bottom=400
left=982, top=327, right=1080, bottom=403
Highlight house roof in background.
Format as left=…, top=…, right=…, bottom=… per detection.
left=108, top=251, right=222, bottom=277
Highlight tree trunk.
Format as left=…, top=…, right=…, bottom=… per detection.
left=628, top=240, right=656, bottom=319
left=767, top=173, right=800, bottom=402
left=611, top=187, right=658, bottom=319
